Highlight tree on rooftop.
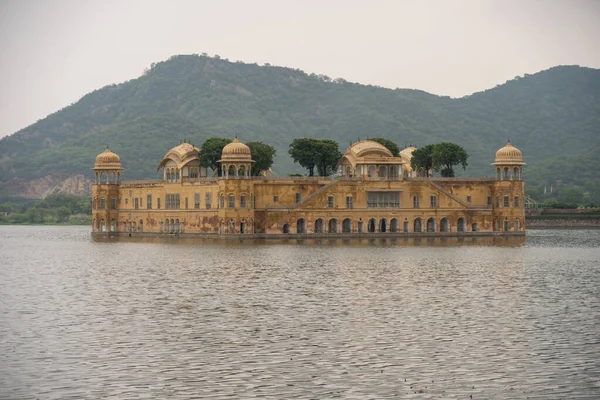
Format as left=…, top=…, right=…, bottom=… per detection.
left=432, top=142, right=469, bottom=177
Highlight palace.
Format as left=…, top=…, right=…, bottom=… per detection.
left=91, top=139, right=526, bottom=237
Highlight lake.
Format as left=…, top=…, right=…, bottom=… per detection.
left=1, top=226, right=599, bottom=399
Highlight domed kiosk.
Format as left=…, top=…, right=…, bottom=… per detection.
left=337, top=140, right=404, bottom=180
left=218, top=138, right=254, bottom=179
left=492, top=141, right=526, bottom=180
left=157, top=140, right=204, bottom=183
left=93, top=147, right=123, bottom=184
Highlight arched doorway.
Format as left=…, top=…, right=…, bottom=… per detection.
left=100, top=220, right=106, bottom=232
left=240, top=220, right=246, bottom=234
left=515, top=218, right=521, bottom=231
left=228, top=219, right=235, bottom=234
left=472, top=223, right=478, bottom=232
left=358, top=219, right=364, bottom=233
left=379, top=218, right=387, bottom=233
left=390, top=218, right=399, bottom=232
left=503, top=219, right=510, bottom=232
left=368, top=218, right=376, bottom=233
left=328, top=218, right=338, bottom=233
left=110, top=219, right=116, bottom=232
left=414, top=218, right=422, bottom=232
left=494, top=218, right=500, bottom=232
left=314, top=218, right=324, bottom=233
left=457, top=218, right=466, bottom=232
left=342, top=218, right=352, bottom=233
left=297, top=218, right=306, bottom=234
left=138, top=219, right=143, bottom=232
left=175, top=219, right=180, bottom=233
left=170, top=219, right=175, bottom=233
left=427, top=218, right=436, bottom=232
left=440, top=218, right=450, bottom=232
left=282, top=223, right=290, bottom=234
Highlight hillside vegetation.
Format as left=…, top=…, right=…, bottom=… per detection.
left=0, top=55, right=598, bottom=199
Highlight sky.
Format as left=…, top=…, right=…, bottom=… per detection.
left=0, top=0, right=599, bottom=139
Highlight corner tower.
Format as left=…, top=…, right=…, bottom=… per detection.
left=91, top=147, right=123, bottom=233
left=492, top=141, right=526, bottom=180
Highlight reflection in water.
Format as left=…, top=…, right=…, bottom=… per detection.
left=0, top=226, right=598, bottom=399
left=92, top=234, right=527, bottom=248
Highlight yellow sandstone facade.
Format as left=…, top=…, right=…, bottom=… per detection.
left=91, top=139, right=526, bottom=237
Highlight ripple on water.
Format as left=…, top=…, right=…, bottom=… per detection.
left=0, top=226, right=599, bottom=399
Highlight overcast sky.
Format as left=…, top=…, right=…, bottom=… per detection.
left=0, top=0, right=599, bottom=139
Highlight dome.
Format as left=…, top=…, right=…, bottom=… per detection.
left=348, top=140, right=393, bottom=158
left=157, top=141, right=200, bottom=170
left=492, top=141, right=525, bottom=166
left=93, top=148, right=123, bottom=170
left=399, top=146, right=417, bottom=172
left=219, top=138, right=253, bottom=163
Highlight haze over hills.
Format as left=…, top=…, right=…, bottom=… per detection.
left=0, top=54, right=598, bottom=199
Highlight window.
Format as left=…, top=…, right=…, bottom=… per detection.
left=328, top=195, right=334, bottom=208
left=220, top=195, right=224, bottom=209
left=134, top=198, right=139, bottom=209
left=185, top=197, right=189, bottom=209
left=346, top=196, right=353, bottom=209
left=430, top=195, right=437, bottom=208
left=125, top=198, right=128, bottom=205
left=487, top=196, right=492, bottom=206
left=295, top=193, right=302, bottom=204
left=194, top=193, right=200, bottom=209
left=166, top=194, right=180, bottom=209
left=228, top=194, right=235, bottom=208
left=92, top=198, right=97, bottom=210
left=140, top=197, right=143, bottom=207
left=413, top=195, right=420, bottom=208
left=110, top=198, right=117, bottom=209
left=495, top=196, right=500, bottom=208
left=514, top=196, right=520, bottom=208
left=273, top=195, right=279, bottom=203
left=504, top=195, right=510, bottom=208
left=99, top=198, right=106, bottom=209
left=205, top=192, right=211, bottom=209
left=466, top=196, right=472, bottom=203
left=367, top=192, right=400, bottom=208
left=240, top=195, right=247, bottom=208
left=157, top=198, right=161, bottom=209
left=147, top=195, right=152, bottom=209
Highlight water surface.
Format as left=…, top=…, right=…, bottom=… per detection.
left=1, top=226, right=599, bottom=399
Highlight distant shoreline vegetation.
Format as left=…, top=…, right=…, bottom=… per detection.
left=0, top=194, right=91, bottom=225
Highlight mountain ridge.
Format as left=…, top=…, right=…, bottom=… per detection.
left=1, top=55, right=598, bottom=198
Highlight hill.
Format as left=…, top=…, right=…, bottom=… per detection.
left=0, top=54, right=598, bottom=199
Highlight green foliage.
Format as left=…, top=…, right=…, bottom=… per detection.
left=432, top=142, right=469, bottom=177
left=0, top=55, right=598, bottom=193
left=199, top=137, right=231, bottom=174
left=410, top=144, right=435, bottom=176
left=246, top=141, right=276, bottom=175
left=289, top=138, right=341, bottom=176
left=0, top=193, right=91, bottom=225
left=370, top=138, right=400, bottom=156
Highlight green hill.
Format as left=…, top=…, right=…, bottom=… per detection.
left=0, top=54, right=598, bottom=198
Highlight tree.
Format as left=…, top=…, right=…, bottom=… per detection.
left=432, top=142, right=469, bottom=177
left=316, top=139, right=342, bottom=176
left=199, top=137, right=232, bottom=174
left=289, top=138, right=342, bottom=176
left=371, top=138, right=400, bottom=156
left=410, top=144, right=435, bottom=177
left=247, top=141, right=276, bottom=176
left=289, top=138, right=320, bottom=176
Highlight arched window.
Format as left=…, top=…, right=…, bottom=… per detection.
left=514, top=167, right=520, bottom=180
left=314, top=218, right=324, bottom=233
left=503, top=218, right=510, bottom=232
left=282, top=223, right=290, bottom=234
left=390, top=218, right=399, bottom=232
left=414, top=218, right=423, bottom=232
left=496, top=168, right=501, bottom=180
left=170, top=219, right=175, bottom=233
left=139, top=219, right=143, bottom=232
left=472, top=223, right=478, bottom=232
left=427, top=218, right=436, bottom=232
left=358, top=219, right=364, bottom=233
left=110, top=219, right=116, bottom=232
left=457, top=218, right=466, bottom=232
left=515, top=218, right=521, bottom=231
left=342, top=218, right=352, bottom=233
left=328, top=218, right=338, bottom=233
left=175, top=219, right=180, bottom=233
left=440, top=218, right=450, bottom=232
left=220, top=194, right=225, bottom=209
left=368, top=218, right=376, bottom=233
left=175, top=169, right=180, bottom=182
left=240, top=219, right=246, bottom=234
left=379, top=218, right=387, bottom=233
left=160, top=222, right=164, bottom=232
left=297, top=218, right=306, bottom=234
left=503, top=167, right=510, bottom=180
